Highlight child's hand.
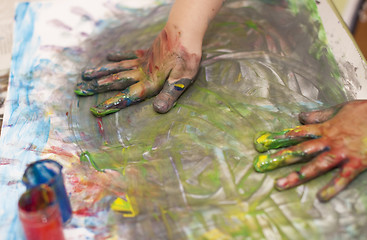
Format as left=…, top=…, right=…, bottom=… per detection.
left=75, top=29, right=201, bottom=117
left=253, top=100, right=367, bottom=202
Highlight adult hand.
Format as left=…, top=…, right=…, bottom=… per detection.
left=253, top=100, right=367, bottom=202
left=75, top=29, right=201, bottom=117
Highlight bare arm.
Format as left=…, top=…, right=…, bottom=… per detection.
left=165, top=0, right=224, bottom=55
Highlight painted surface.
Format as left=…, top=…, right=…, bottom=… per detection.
left=0, top=0, right=366, bottom=239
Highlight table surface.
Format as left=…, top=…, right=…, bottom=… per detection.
left=0, top=1, right=366, bottom=239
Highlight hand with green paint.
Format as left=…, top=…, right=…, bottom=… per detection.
left=75, top=0, right=224, bottom=117
left=253, top=100, right=367, bottom=202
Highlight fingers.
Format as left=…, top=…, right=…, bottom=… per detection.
left=274, top=150, right=344, bottom=190
left=152, top=78, right=193, bottom=113
left=254, top=125, right=321, bottom=152
left=298, top=103, right=345, bottom=124
left=90, top=79, right=163, bottom=117
left=106, top=50, right=138, bottom=62
left=253, top=138, right=328, bottom=172
left=75, top=69, right=141, bottom=96
left=82, top=59, right=139, bottom=80
left=317, top=158, right=365, bottom=202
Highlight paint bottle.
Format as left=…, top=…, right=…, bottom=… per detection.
left=22, top=159, right=72, bottom=223
left=18, top=184, right=65, bottom=240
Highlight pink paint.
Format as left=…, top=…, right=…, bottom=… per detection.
left=73, top=207, right=96, bottom=217
left=96, top=117, right=108, bottom=144
left=0, top=158, right=15, bottom=165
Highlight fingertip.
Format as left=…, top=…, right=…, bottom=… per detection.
left=253, top=154, right=271, bottom=172
left=75, top=81, right=96, bottom=96
left=90, top=106, right=119, bottom=117
left=316, top=188, right=332, bottom=202
left=152, top=94, right=176, bottom=114
left=298, top=112, right=310, bottom=125
left=274, top=177, right=288, bottom=190
left=253, top=131, right=271, bottom=152
left=82, top=69, right=95, bottom=81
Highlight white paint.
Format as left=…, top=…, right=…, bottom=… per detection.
left=318, top=0, right=367, bottom=99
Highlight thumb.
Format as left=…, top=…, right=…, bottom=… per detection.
left=153, top=77, right=194, bottom=113
left=299, top=103, right=345, bottom=124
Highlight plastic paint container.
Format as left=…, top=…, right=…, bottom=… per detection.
left=22, top=159, right=72, bottom=223
left=18, top=184, right=65, bottom=240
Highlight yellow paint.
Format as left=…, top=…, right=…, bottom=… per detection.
left=45, top=110, right=54, bottom=116
left=174, top=83, right=185, bottom=89
left=121, top=147, right=129, bottom=176
left=258, top=154, right=268, bottom=163
left=201, top=228, right=231, bottom=240
left=110, top=194, right=138, bottom=217
left=283, top=127, right=296, bottom=132
left=159, top=206, right=172, bottom=239
left=235, top=73, right=242, bottom=83
left=256, top=132, right=271, bottom=144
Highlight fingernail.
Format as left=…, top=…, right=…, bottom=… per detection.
left=153, top=98, right=174, bottom=114
left=74, top=82, right=96, bottom=96
left=254, top=131, right=272, bottom=152
left=253, top=154, right=272, bottom=172
left=275, top=177, right=288, bottom=190
left=153, top=93, right=175, bottom=114
left=90, top=106, right=119, bottom=117
left=82, top=68, right=96, bottom=80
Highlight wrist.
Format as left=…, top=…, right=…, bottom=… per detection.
left=164, top=0, right=224, bottom=56
left=164, top=22, right=203, bottom=56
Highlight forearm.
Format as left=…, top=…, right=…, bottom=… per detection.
left=165, top=0, right=224, bottom=54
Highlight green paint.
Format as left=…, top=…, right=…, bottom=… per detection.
left=80, top=151, right=103, bottom=172
left=74, top=88, right=95, bottom=96
left=253, top=150, right=306, bottom=172
left=69, top=0, right=347, bottom=238
left=90, top=106, right=120, bottom=117
left=298, top=171, right=306, bottom=180
left=253, top=129, right=304, bottom=152
left=245, top=20, right=258, bottom=30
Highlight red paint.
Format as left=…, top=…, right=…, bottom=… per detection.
left=135, top=49, right=145, bottom=58
left=45, top=146, right=74, bottom=158
left=18, top=186, right=65, bottom=240
left=7, top=180, right=18, bottom=186
left=19, top=206, right=65, bottom=240
left=0, top=158, right=14, bottom=165
left=96, top=117, right=109, bottom=145
left=73, top=207, right=96, bottom=217
left=97, top=117, right=105, bottom=137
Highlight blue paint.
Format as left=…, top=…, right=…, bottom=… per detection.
left=0, top=3, right=51, bottom=239
left=174, top=84, right=185, bottom=91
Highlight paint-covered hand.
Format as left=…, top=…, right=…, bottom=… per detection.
left=75, top=29, right=201, bottom=117
left=253, top=100, right=367, bottom=202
